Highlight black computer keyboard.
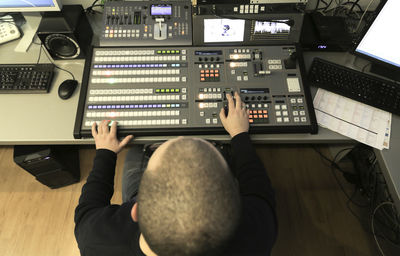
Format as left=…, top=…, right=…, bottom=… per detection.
left=0, top=64, right=55, bottom=93
left=308, top=58, right=400, bottom=116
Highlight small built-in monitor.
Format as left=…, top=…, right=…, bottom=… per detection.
left=151, top=5, right=172, bottom=16
left=204, top=19, right=245, bottom=43
left=0, top=0, right=62, bottom=12
left=254, top=20, right=291, bottom=35
left=354, top=0, right=400, bottom=81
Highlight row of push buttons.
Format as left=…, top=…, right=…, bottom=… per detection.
left=88, top=95, right=183, bottom=102
left=90, top=89, right=153, bottom=95
left=85, top=119, right=185, bottom=127
left=94, top=56, right=182, bottom=62
left=91, top=76, right=185, bottom=84
left=86, top=110, right=180, bottom=118
left=155, top=88, right=181, bottom=93
left=95, top=50, right=156, bottom=56
left=92, top=69, right=181, bottom=76
left=88, top=103, right=182, bottom=110
left=93, top=64, right=179, bottom=69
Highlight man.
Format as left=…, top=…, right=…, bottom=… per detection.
left=75, top=92, right=277, bottom=255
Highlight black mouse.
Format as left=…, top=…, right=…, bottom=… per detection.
left=58, top=80, right=78, bottom=100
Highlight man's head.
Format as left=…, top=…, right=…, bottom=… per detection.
left=134, top=137, right=241, bottom=256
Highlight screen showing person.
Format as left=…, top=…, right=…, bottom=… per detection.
left=254, top=20, right=290, bottom=35
left=204, top=19, right=245, bottom=43
left=0, top=0, right=55, bottom=7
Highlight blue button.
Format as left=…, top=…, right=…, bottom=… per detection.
left=111, top=105, right=116, bottom=109
left=107, top=105, right=111, bottom=109
left=133, top=64, right=137, bottom=68
left=129, top=65, right=133, bottom=68
left=139, top=105, right=143, bottom=108
left=102, top=105, right=106, bottom=109
left=88, top=106, right=93, bottom=109
left=157, top=104, right=162, bottom=108
left=171, top=104, right=176, bottom=108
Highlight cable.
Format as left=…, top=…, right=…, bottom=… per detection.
left=37, top=41, right=76, bottom=81
left=353, top=0, right=377, bottom=33
left=372, top=201, right=396, bottom=256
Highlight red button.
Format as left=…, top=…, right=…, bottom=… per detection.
left=249, top=115, right=253, bottom=118
left=249, top=119, right=254, bottom=123
left=263, top=114, right=268, bottom=118
left=254, top=115, right=259, bottom=118
left=215, top=74, right=219, bottom=77
left=263, top=110, right=268, bottom=114
left=200, top=70, right=204, bottom=73
left=210, top=69, right=214, bottom=73
left=205, top=74, right=210, bottom=77
left=210, top=74, right=214, bottom=77
left=205, top=70, right=210, bottom=73
left=200, top=74, right=205, bottom=77
left=201, top=78, right=205, bottom=81
left=258, top=110, right=262, bottom=114
left=215, top=69, right=219, bottom=73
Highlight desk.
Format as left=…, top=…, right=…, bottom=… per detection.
left=0, top=26, right=399, bottom=211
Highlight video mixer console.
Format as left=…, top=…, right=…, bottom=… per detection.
left=100, top=0, right=192, bottom=46
left=74, top=45, right=317, bottom=138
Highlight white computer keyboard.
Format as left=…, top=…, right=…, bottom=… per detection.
left=0, top=22, right=21, bottom=45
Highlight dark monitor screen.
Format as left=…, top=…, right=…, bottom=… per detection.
left=354, top=0, right=400, bottom=81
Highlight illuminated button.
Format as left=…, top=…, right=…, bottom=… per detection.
left=276, top=111, right=281, bottom=116
left=281, top=105, right=287, bottom=110
left=274, top=105, right=280, bottom=110
left=283, top=111, right=288, bottom=116
left=206, top=118, right=211, bottom=124
left=283, top=117, right=290, bottom=122
left=277, top=117, right=282, bottom=123
left=249, top=119, right=254, bottom=123
left=263, top=114, right=268, bottom=118
left=263, top=110, right=268, bottom=114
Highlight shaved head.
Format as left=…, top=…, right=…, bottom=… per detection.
left=137, top=137, right=240, bottom=256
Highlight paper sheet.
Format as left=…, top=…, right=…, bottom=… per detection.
left=313, top=89, right=392, bottom=150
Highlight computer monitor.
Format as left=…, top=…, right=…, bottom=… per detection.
left=0, top=0, right=62, bottom=52
left=354, top=0, right=400, bottom=82
left=0, top=0, right=62, bottom=12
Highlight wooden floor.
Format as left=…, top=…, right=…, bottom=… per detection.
left=0, top=144, right=380, bottom=256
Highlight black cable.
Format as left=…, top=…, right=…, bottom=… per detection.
left=349, top=0, right=361, bottom=13
left=37, top=41, right=76, bottom=81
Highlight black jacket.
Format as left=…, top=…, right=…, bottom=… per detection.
left=75, top=132, right=277, bottom=255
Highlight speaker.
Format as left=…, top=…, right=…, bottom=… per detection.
left=37, top=5, right=93, bottom=60
left=14, top=145, right=80, bottom=189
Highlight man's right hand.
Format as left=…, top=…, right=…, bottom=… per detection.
left=219, top=91, right=250, bottom=138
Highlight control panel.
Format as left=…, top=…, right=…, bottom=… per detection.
left=74, top=46, right=317, bottom=138
left=101, top=1, right=192, bottom=47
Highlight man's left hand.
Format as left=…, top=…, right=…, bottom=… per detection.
left=92, top=120, right=133, bottom=154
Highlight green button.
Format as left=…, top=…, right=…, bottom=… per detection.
left=176, top=50, right=180, bottom=54
left=157, top=50, right=162, bottom=54
left=167, top=50, right=171, bottom=54
left=162, top=50, right=166, bottom=54
left=161, top=89, right=165, bottom=93
left=171, top=50, right=176, bottom=54
left=176, top=89, right=180, bottom=93
left=166, top=89, right=170, bottom=93
left=170, top=89, right=175, bottom=93
left=156, top=89, right=160, bottom=93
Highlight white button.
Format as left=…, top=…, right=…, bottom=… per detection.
left=290, top=98, right=297, bottom=104
left=300, top=111, right=306, bottom=116
left=277, top=117, right=282, bottom=123
left=294, top=117, right=300, bottom=122
left=301, top=117, right=307, bottom=122
left=284, top=117, right=290, bottom=122
left=276, top=111, right=281, bottom=116
left=200, top=111, right=204, bottom=116
left=281, top=105, right=287, bottom=110
left=282, top=111, right=288, bottom=116
left=274, top=105, right=280, bottom=110
left=213, top=118, right=218, bottom=124
left=293, top=111, right=299, bottom=116
left=206, top=118, right=211, bottom=124
left=297, top=98, right=303, bottom=104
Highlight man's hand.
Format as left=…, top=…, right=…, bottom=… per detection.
left=219, top=91, right=249, bottom=138
left=91, top=120, right=133, bottom=154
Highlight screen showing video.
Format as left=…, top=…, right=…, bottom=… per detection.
left=204, top=19, right=245, bottom=43
left=254, top=20, right=290, bottom=35
left=0, top=0, right=55, bottom=7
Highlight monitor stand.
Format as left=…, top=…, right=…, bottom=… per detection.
left=370, top=63, right=400, bottom=83
left=14, top=13, right=42, bottom=53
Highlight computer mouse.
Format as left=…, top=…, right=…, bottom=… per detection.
left=58, top=79, right=78, bottom=100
